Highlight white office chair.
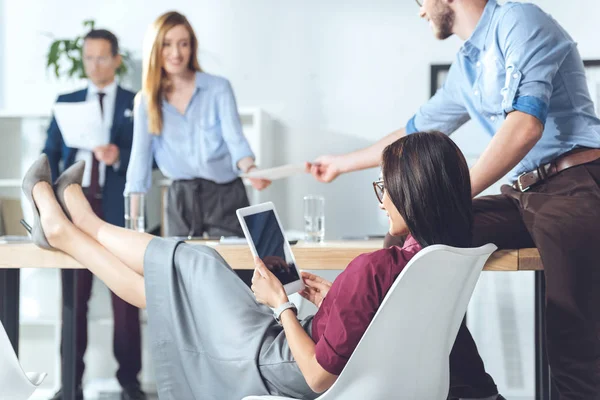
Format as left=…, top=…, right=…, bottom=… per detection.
left=243, top=243, right=497, bottom=400
left=0, top=319, right=47, bottom=400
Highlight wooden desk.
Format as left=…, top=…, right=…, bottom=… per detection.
left=0, top=242, right=552, bottom=399
left=0, top=240, right=543, bottom=271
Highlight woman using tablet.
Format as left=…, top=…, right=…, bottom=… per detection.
left=22, top=131, right=479, bottom=399
left=125, top=11, right=270, bottom=237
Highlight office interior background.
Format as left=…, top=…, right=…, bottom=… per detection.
left=0, top=0, right=599, bottom=399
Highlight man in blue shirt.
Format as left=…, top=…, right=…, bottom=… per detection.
left=308, top=0, right=600, bottom=399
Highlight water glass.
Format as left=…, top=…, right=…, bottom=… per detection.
left=125, top=193, right=145, bottom=232
left=304, top=195, right=325, bottom=243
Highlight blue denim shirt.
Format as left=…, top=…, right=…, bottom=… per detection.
left=406, top=0, right=600, bottom=180
left=125, top=72, right=254, bottom=194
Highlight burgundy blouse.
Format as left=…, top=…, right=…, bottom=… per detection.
left=311, top=235, right=422, bottom=375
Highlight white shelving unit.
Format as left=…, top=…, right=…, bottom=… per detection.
left=238, top=107, right=273, bottom=169
left=238, top=107, right=273, bottom=204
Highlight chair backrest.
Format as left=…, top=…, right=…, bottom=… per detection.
left=0, top=319, right=47, bottom=400
left=318, top=243, right=497, bottom=400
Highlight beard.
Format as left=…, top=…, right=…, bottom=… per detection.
left=431, top=2, right=455, bottom=40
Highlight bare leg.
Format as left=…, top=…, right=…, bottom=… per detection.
left=33, top=182, right=147, bottom=308
left=63, top=184, right=153, bottom=276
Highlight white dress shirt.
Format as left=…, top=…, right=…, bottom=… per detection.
left=75, top=80, right=117, bottom=188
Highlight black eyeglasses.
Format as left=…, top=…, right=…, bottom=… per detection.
left=373, top=179, right=385, bottom=204
left=415, top=0, right=423, bottom=6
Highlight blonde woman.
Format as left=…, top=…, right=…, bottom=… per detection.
left=126, top=11, right=269, bottom=237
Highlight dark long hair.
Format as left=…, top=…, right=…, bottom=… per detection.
left=382, top=131, right=473, bottom=248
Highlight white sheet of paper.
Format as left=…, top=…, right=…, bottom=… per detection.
left=53, top=101, right=108, bottom=150
left=241, top=163, right=306, bottom=180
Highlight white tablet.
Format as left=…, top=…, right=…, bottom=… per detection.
left=237, top=202, right=305, bottom=295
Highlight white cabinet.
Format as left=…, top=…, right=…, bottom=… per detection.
left=238, top=107, right=273, bottom=170
left=238, top=107, right=273, bottom=204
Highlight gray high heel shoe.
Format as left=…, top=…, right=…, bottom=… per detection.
left=54, top=160, right=85, bottom=220
left=20, top=154, right=53, bottom=250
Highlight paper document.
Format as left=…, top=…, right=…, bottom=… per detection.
left=53, top=101, right=108, bottom=150
left=241, top=164, right=306, bottom=180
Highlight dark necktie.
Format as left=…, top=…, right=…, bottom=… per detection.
left=89, top=92, right=105, bottom=199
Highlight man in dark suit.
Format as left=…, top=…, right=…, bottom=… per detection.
left=43, top=29, right=145, bottom=400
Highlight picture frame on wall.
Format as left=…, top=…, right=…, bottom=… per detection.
left=430, top=60, right=600, bottom=114
left=584, top=60, right=600, bottom=115
left=430, top=64, right=451, bottom=98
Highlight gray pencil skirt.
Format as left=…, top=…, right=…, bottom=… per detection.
left=143, top=238, right=319, bottom=400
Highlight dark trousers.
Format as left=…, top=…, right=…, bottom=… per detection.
left=164, top=177, right=250, bottom=237
left=60, top=191, right=142, bottom=387
left=386, top=159, right=600, bottom=399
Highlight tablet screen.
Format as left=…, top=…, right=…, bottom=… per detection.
left=243, top=210, right=301, bottom=285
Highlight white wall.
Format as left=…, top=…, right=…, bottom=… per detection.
left=0, top=0, right=5, bottom=110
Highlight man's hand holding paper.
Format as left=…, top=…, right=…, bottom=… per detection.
left=94, top=144, right=120, bottom=166
left=53, top=101, right=109, bottom=150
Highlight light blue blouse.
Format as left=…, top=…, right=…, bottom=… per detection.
left=125, top=72, right=254, bottom=194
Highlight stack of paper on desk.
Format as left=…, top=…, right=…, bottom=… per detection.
left=52, top=101, right=108, bottom=150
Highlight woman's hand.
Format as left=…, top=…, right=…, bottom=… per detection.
left=251, top=256, right=288, bottom=308
left=299, top=272, right=332, bottom=308
left=245, top=165, right=272, bottom=190
left=248, top=177, right=272, bottom=190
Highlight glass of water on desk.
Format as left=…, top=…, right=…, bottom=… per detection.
left=125, top=193, right=145, bottom=232
left=304, top=195, right=325, bottom=243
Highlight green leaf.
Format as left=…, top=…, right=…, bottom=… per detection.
left=62, top=39, right=72, bottom=52
left=74, top=36, right=82, bottom=50
left=83, top=19, right=95, bottom=30
left=47, top=40, right=61, bottom=67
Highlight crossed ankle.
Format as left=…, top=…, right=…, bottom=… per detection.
left=40, top=214, right=69, bottom=247
left=63, top=186, right=94, bottom=227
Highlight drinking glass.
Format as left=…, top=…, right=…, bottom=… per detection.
left=303, top=195, right=325, bottom=243
left=125, top=193, right=145, bottom=232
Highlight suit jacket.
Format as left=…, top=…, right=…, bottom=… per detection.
left=43, top=86, right=136, bottom=227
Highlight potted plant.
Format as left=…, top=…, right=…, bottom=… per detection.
left=45, top=19, right=131, bottom=79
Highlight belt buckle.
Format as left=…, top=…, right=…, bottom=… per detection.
left=516, top=172, right=531, bottom=192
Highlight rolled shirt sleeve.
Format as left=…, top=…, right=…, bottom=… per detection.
left=406, top=62, right=471, bottom=135
left=217, top=81, right=255, bottom=172
left=124, top=95, right=154, bottom=195
left=497, top=5, right=576, bottom=124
